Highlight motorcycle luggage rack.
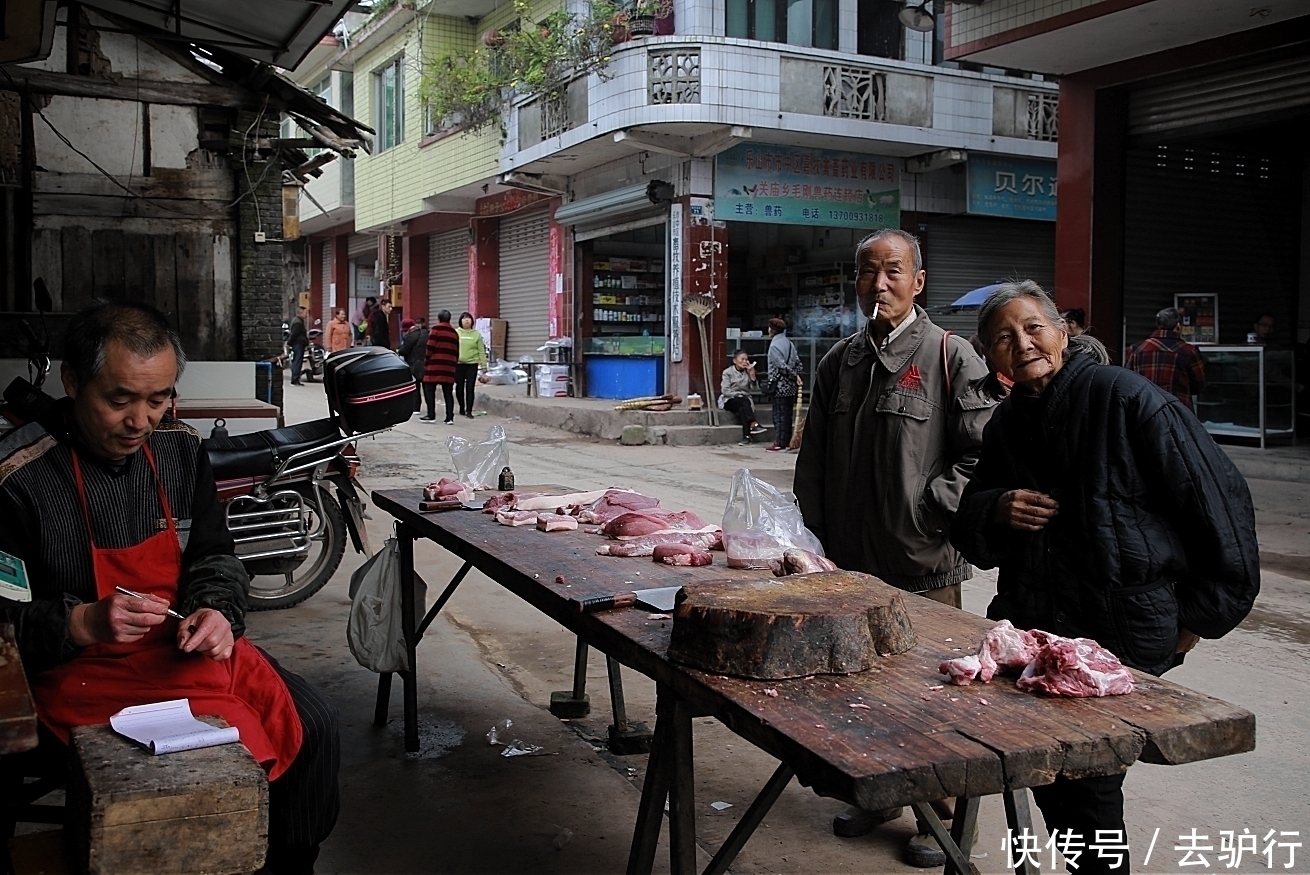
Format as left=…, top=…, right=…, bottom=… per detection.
left=258, top=426, right=392, bottom=497
left=228, top=489, right=312, bottom=561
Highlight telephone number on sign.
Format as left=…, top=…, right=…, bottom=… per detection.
left=828, top=210, right=887, bottom=224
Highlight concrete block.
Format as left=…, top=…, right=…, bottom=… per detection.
left=647, top=426, right=668, bottom=445
left=620, top=425, right=646, bottom=446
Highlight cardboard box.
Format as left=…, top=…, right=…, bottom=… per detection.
left=476, top=317, right=508, bottom=362
left=535, top=365, right=570, bottom=398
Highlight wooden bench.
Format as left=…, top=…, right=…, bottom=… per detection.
left=67, top=723, right=267, bottom=875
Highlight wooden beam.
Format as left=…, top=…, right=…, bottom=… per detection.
left=0, top=66, right=257, bottom=108
left=33, top=170, right=234, bottom=202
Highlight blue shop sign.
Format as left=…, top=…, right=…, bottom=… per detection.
left=967, top=154, right=1056, bottom=221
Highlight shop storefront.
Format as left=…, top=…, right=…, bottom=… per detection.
left=428, top=228, right=469, bottom=319
left=498, top=207, right=553, bottom=362
left=346, top=232, right=377, bottom=321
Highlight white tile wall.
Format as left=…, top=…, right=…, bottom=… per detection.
left=950, top=0, right=1103, bottom=49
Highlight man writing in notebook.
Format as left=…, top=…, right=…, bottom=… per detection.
left=0, top=302, right=338, bottom=875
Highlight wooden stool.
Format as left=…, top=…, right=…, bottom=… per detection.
left=67, top=722, right=267, bottom=875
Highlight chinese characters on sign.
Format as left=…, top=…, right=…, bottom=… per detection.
left=1001, top=828, right=1301, bottom=870
left=715, top=144, right=900, bottom=230
left=668, top=202, right=683, bottom=363
left=966, top=154, right=1057, bottom=222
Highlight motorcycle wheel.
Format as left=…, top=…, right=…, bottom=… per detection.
left=246, top=487, right=347, bottom=610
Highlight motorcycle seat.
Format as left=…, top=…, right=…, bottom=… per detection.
left=205, top=418, right=342, bottom=481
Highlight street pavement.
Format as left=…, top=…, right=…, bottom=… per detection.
left=251, top=377, right=1310, bottom=874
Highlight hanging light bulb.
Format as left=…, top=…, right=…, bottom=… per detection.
left=898, top=1, right=936, bottom=32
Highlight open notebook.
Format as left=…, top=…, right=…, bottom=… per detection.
left=110, top=699, right=240, bottom=755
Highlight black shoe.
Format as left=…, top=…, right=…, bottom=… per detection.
left=290, top=381, right=302, bottom=386
left=832, top=806, right=903, bottom=838
left=418, top=416, right=436, bottom=423
left=443, top=419, right=454, bottom=424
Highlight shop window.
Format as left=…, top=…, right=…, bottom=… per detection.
left=857, top=0, right=902, bottom=59
left=726, top=0, right=836, bottom=49
left=374, top=57, right=405, bottom=152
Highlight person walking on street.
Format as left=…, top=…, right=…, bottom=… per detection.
left=952, top=281, right=1257, bottom=875
left=421, top=311, right=459, bottom=423
left=765, top=318, right=802, bottom=451
left=1124, top=307, right=1207, bottom=410
left=397, top=318, right=426, bottom=412
left=353, top=296, right=376, bottom=346
left=719, top=351, right=768, bottom=445
left=792, top=229, right=997, bottom=864
left=287, top=306, right=308, bottom=386
left=370, top=300, right=394, bottom=350
left=454, top=312, right=486, bottom=418
left=326, top=308, right=352, bottom=354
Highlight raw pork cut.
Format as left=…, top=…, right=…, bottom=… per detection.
left=516, top=490, right=611, bottom=512
left=597, top=529, right=722, bottom=557
left=483, top=492, right=541, bottom=513
left=939, top=620, right=1041, bottom=685
left=652, top=544, right=713, bottom=567
left=1016, top=635, right=1135, bottom=697
left=770, top=549, right=839, bottom=576
left=495, top=510, right=537, bottom=527
left=600, top=510, right=710, bottom=539
left=536, top=513, right=579, bottom=532
left=424, top=478, right=466, bottom=500
left=572, top=489, right=662, bottom=524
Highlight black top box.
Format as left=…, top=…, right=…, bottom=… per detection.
left=323, top=347, right=416, bottom=434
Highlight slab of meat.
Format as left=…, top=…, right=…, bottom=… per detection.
left=600, top=510, right=710, bottom=539
left=1016, top=636, right=1135, bottom=697
left=536, top=513, right=579, bottom=532
left=597, top=529, right=722, bottom=557
left=572, top=489, right=662, bottom=524
left=515, top=490, right=611, bottom=512
left=495, top=510, right=537, bottom=527
left=770, top=548, right=839, bottom=576
left=939, top=620, right=1041, bottom=685
left=652, top=544, right=713, bottom=567
left=483, top=492, right=541, bottom=513
left=424, top=478, right=466, bottom=500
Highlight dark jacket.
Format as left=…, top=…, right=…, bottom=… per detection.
left=423, top=323, right=459, bottom=385
left=398, top=326, right=426, bottom=378
left=370, top=309, right=392, bottom=349
left=950, top=352, right=1259, bottom=676
left=794, top=306, right=997, bottom=591
left=287, top=316, right=307, bottom=348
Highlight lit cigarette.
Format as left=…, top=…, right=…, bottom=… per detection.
left=871, top=302, right=880, bottom=321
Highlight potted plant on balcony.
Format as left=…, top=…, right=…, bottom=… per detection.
left=624, top=0, right=661, bottom=36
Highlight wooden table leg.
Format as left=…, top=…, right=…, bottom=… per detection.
left=949, top=795, right=981, bottom=875
left=1003, top=789, right=1040, bottom=875
left=702, top=762, right=794, bottom=875
left=627, top=690, right=676, bottom=875
left=372, top=672, right=392, bottom=727
left=550, top=638, right=592, bottom=718
left=607, top=656, right=653, bottom=754
left=910, top=801, right=978, bottom=875
left=398, top=524, right=419, bottom=753
left=667, top=694, right=697, bottom=875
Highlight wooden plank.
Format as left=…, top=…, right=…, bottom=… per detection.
left=90, top=229, right=125, bottom=302
left=30, top=228, right=63, bottom=310
left=33, top=193, right=224, bottom=220
left=32, top=170, right=234, bottom=202
left=122, top=232, right=154, bottom=304
left=174, top=233, right=213, bottom=358
left=153, top=233, right=178, bottom=315
left=0, top=66, right=254, bottom=109
left=0, top=624, right=38, bottom=755
left=61, top=226, right=94, bottom=311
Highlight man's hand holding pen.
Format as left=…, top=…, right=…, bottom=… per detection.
left=68, top=589, right=234, bottom=661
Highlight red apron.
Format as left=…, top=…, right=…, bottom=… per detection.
left=32, top=444, right=303, bottom=780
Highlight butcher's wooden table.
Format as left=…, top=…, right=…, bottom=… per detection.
left=0, top=623, right=38, bottom=755
left=371, top=489, right=1255, bottom=875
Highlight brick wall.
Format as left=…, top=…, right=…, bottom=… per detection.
left=231, top=109, right=286, bottom=411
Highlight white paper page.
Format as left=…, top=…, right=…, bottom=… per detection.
left=110, top=699, right=240, bottom=755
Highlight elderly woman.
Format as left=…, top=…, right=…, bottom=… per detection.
left=950, top=281, right=1259, bottom=874
left=765, top=318, right=802, bottom=451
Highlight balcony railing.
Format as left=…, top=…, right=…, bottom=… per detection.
left=822, top=65, right=886, bottom=121
left=648, top=48, right=700, bottom=104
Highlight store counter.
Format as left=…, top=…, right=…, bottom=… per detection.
left=581, top=337, right=665, bottom=400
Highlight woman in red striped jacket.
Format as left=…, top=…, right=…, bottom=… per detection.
left=420, top=310, right=460, bottom=423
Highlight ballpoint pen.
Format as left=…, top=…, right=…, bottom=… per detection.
left=114, top=586, right=187, bottom=621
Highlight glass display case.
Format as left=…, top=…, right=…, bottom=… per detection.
left=1194, top=346, right=1296, bottom=448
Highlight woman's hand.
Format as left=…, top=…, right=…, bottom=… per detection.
left=69, top=591, right=169, bottom=646
left=994, top=489, right=1060, bottom=532
left=177, top=608, right=235, bottom=661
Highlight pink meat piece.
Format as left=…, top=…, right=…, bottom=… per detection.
left=536, top=513, right=579, bottom=532
left=771, top=549, right=839, bottom=576
left=600, top=509, right=710, bottom=539
left=424, top=479, right=465, bottom=500
left=940, top=620, right=1042, bottom=685
left=597, top=529, right=722, bottom=557
left=1016, top=636, right=1135, bottom=697
left=652, top=544, right=714, bottom=567
left=939, top=654, right=983, bottom=686
left=574, top=490, right=662, bottom=524
left=483, top=492, right=542, bottom=513
left=495, top=510, right=537, bottom=527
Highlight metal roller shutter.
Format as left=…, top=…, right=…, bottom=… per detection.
left=428, top=230, right=469, bottom=319
left=920, top=216, right=1055, bottom=337
left=347, top=233, right=376, bottom=259
left=321, top=240, right=333, bottom=324
left=498, top=209, right=551, bottom=362
left=1122, top=143, right=1301, bottom=352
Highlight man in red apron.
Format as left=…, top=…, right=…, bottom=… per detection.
left=1, top=302, right=339, bottom=875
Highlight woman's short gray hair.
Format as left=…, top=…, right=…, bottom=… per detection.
left=977, top=280, right=1062, bottom=346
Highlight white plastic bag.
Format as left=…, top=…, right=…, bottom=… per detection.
left=347, top=539, right=427, bottom=673
left=720, top=468, right=825, bottom=569
left=447, top=425, right=509, bottom=490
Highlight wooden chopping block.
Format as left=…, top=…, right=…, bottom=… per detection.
left=666, top=571, right=917, bottom=680
left=67, top=720, right=268, bottom=875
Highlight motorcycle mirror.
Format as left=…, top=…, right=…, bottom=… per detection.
left=33, top=279, right=52, bottom=314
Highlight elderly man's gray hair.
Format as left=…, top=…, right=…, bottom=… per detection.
left=855, top=229, right=923, bottom=273
left=976, top=280, right=1062, bottom=346
left=1155, top=307, right=1182, bottom=330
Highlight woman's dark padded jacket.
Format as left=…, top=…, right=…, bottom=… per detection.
left=950, top=352, right=1259, bottom=676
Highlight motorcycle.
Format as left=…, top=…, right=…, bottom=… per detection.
left=3, top=282, right=387, bottom=611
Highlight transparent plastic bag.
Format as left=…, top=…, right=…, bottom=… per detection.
left=720, top=468, right=825, bottom=569
left=347, top=539, right=427, bottom=673
left=447, top=425, right=509, bottom=490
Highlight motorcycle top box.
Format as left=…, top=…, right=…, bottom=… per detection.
left=324, top=347, right=417, bottom=434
